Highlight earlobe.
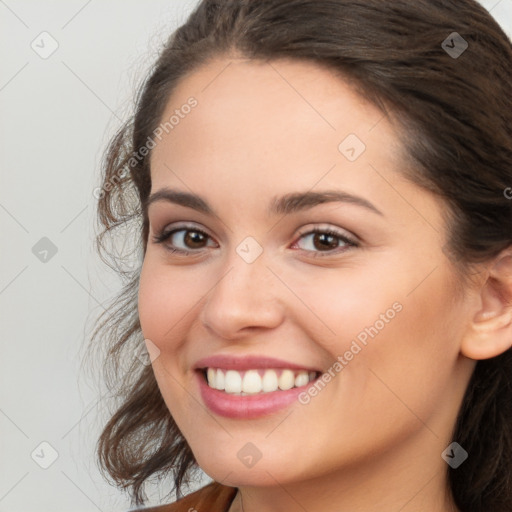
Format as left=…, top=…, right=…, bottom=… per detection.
left=460, top=248, right=512, bottom=360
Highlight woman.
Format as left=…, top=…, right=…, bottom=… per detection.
left=90, top=1, right=512, bottom=511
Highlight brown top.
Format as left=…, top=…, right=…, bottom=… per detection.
left=139, top=482, right=238, bottom=512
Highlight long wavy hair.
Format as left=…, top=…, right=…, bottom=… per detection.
left=88, top=0, right=512, bottom=509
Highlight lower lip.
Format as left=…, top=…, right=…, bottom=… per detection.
left=196, top=371, right=314, bottom=419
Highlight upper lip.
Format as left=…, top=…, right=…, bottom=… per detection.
left=193, top=354, right=321, bottom=373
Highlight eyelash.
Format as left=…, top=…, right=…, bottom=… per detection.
left=151, top=224, right=359, bottom=258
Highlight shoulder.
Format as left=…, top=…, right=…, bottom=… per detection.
left=132, top=482, right=238, bottom=512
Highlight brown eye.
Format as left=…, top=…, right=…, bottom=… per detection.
left=152, top=226, right=216, bottom=254
left=293, top=227, right=358, bottom=256
left=311, top=232, right=339, bottom=251
left=181, top=230, right=208, bottom=249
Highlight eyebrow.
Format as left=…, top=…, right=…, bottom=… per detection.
left=146, top=187, right=383, bottom=217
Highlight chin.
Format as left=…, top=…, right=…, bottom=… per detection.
left=194, top=451, right=300, bottom=487
left=205, top=465, right=289, bottom=487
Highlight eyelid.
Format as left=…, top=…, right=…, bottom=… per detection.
left=294, top=223, right=359, bottom=244
left=154, top=221, right=215, bottom=240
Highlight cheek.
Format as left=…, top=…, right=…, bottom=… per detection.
left=296, top=260, right=463, bottom=410
left=357, top=273, right=463, bottom=421
left=137, top=258, right=200, bottom=421
left=137, top=257, right=199, bottom=351
left=288, top=264, right=403, bottom=352
left=302, top=252, right=460, bottom=358
left=138, top=262, right=166, bottom=343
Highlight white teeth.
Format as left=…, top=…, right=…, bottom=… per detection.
left=278, top=369, right=295, bottom=390
left=224, top=370, right=242, bottom=394
left=215, top=368, right=225, bottom=390
left=294, top=371, right=309, bottom=387
left=262, top=369, right=278, bottom=392
left=205, top=368, right=317, bottom=394
left=242, top=370, right=262, bottom=394
left=207, top=368, right=216, bottom=386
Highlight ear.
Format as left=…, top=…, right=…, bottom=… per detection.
left=461, top=247, right=512, bottom=360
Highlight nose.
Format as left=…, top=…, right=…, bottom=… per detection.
left=199, top=248, right=285, bottom=340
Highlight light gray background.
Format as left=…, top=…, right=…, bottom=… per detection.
left=1, top=1, right=511, bottom=511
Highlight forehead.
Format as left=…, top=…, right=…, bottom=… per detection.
left=150, top=57, right=402, bottom=187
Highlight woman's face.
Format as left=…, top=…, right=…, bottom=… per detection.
left=138, top=57, right=476, bottom=489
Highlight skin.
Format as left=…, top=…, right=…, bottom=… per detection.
left=137, top=55, right=512, bottom=512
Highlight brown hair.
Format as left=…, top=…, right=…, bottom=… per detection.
left=89, top=0, right=512, bottom=510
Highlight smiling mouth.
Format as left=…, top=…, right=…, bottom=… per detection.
left=200, top=367, right=321, bottom=395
